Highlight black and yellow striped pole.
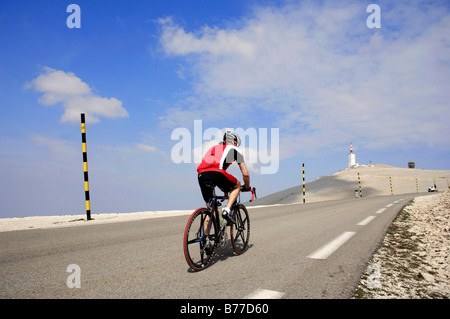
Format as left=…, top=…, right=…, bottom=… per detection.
left=358, top=172, right=362, bottom=197
left=302, top=163, right=305, bottom=203
left=81, top=113, right=92, bottom=220
left=389, top=177, right=393, bottom=195
left=416, top=179, right=419, bottom=193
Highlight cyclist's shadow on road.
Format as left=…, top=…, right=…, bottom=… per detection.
left=186, top=243, right=254, bottom=273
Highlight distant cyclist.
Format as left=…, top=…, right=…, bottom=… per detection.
left=197, top=131, right=251, bottom=224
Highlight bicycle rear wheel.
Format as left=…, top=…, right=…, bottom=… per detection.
left=183, top=208, right=218, bottom=271
left=230, top=204, right=250, bottom=255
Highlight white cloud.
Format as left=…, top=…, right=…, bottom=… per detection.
left=136, top=143, right=158, bottom=153
left=29, top=134, right=79, bottom=169
left=157, top=1, right=450, bottom=157
left=159, top=17, right=256, bottom=59
left=31, top=134, right=77, bottom=155
left=27, top=67, right=129, bottom=124
left=136, top=143, right=169, bottom=161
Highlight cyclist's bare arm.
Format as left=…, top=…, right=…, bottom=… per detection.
left=238, top=162, right=250, bottom=189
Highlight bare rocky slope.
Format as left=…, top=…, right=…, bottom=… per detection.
left=248, top=164, right=450, bottom=206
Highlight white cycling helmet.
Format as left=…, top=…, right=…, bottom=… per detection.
left=223, top=130, right=241, bottom=147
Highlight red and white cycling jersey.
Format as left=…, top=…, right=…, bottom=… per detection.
left=197, top=144, right=245, bottom=176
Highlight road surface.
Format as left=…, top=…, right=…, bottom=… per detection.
left=1, top=193, right=425, bottom=299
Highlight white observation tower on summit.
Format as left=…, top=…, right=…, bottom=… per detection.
left=348, top=143, right=356, bottom=168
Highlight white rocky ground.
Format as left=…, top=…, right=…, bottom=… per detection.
left=354, top=190, right=449, bottom=299
left=0, top=210, right=192, bottom=232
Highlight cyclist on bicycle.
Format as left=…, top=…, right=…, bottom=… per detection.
left=197, top=130, right=251, bottom=224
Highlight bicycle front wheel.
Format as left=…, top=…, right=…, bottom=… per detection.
left=183, top=208, right=218, bottom=271
left=230, top=204, right=250, bottom=255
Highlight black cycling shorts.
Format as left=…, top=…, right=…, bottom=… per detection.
left=198, top=171, right=238, bottom=203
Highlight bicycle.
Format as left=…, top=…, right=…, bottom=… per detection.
left=183, top=187, right=256, bottom=271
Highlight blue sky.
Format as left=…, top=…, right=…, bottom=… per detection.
left=1, top=0, right=449, bottom=218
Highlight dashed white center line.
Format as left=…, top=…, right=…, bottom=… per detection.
left=307, top=231, right=356, bottom=260
left=357, top=216, right=376, bottom=226
left=305, top=200, right=409, bottom=261
left=245, top=289, right=285, bottom=299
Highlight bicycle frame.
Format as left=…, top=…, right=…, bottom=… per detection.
left=203, top=188, right=256, bottom=237
left=184, top=187, right=256, bottom=271
left=202, top=194, right=229, bottom=238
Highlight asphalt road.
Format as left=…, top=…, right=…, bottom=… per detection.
left=1, top=193, right=425, bottom=299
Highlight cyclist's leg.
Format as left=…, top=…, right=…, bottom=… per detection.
left=211, top=171, right=240, bottom=225
left=226, top=181, right=240, bottom=210
left=217, top=171, right=240, bottom=210
left=198, top=172, right=217, bottom=235
left=203, top=215, right=211, bottom=236
left=198, top=173, right=215, bottom=207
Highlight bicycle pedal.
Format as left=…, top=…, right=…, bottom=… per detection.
left=203, top=240, right=214, bottom=255
left=223, top=213, right=236, bottom=225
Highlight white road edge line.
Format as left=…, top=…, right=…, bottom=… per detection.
left=307, top=231, right=356, bottom=260
left=245, top=289, right=285, bottom=299
left=375, top=208, right=386, bottom=214
left=386, top=203, right=393, bottom=207
left=357, top=216, right=376, bottom=226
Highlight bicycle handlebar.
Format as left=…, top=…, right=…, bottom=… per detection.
left=250, top=187, right=256, bottom=202
left=241, top=187, right=257, bottom=202
left=220, top=187, right=257, bottom=202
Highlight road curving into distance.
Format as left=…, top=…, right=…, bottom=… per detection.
left=1, top=193, right=429, bottom=299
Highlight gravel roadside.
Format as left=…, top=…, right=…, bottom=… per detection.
left=354, top=191, right=449, bottom=299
